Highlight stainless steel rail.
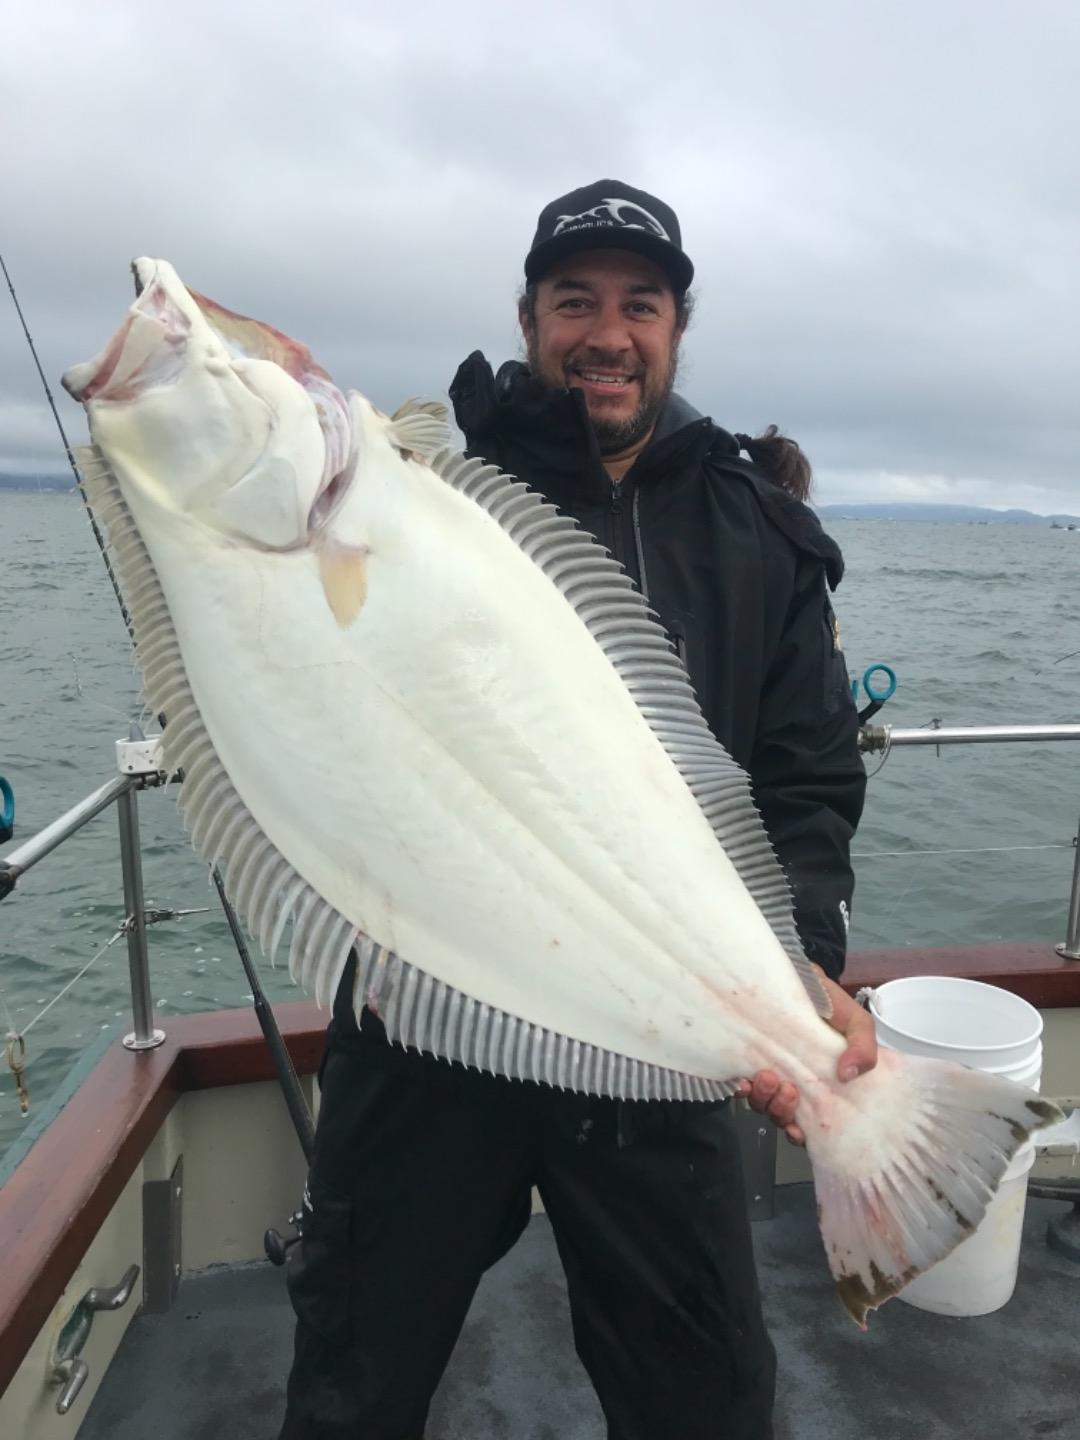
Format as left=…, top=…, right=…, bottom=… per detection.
left=0, top=763, right=314, bottom=1148
left=0, top=773, right=165, bottom=1048
left=116, top=787, right=165, bottom=1051
left=2, top=719, right=1078, bottom=1076
left=857, top=721, right=1080, bottom=960
left=860, top=723, right=1080, bottom=752
left=0, top=774, right=135, bottom=897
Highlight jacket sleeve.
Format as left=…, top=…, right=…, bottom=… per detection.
left=749, top=558, right=867, bottom=981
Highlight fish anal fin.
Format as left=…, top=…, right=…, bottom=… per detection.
left=318, top=540, right=369, bottom=626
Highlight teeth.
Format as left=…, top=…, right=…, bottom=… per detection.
left=581, top=373, right=631, bottom=385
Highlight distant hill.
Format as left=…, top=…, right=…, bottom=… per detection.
left=3, top=475, right=1078, bottom=528
left=0, top=473, right=74, bottom=491
left=817, top=502, right=1080, bottom=526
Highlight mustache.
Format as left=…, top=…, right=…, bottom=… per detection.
left=563, top=351, right=645, bottom=379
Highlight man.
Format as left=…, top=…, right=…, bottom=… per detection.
left=280, top=180, right=872, bottom=1440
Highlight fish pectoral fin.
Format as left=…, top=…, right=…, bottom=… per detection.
left=386, top=398, right=451, bottom=461
left=317, top=540, right=369, bottom=626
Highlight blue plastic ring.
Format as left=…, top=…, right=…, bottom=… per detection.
left=861, top=664, right=897, bottom=704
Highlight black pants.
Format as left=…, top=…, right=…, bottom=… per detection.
left=279, top=962, right=775, bottom=1440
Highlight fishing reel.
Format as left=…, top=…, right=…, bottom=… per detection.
left=264, top=1208, right=304, bottom=1266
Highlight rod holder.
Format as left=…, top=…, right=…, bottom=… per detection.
left=117, top=787, right=165, bottom=1051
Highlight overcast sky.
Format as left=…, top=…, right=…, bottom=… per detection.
left=2, top=1, right=1077, bottom=511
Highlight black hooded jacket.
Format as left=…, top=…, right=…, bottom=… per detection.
left=450, top=353, right=867, bottom=980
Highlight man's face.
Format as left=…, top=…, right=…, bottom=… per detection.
left=521, top=249, right=683, bottom=456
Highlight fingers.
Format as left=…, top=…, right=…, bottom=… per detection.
left=837, top=1000, right=878, bottom=1082
left=816, top=970, right=879, bottom=1083
left=737, top=1070, right=799, bottom=1126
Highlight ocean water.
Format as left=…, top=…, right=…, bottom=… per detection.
left=1, top=491, right=1078, bottom=1156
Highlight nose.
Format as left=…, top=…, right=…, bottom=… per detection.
left=583, top=298, right=634, bottom=356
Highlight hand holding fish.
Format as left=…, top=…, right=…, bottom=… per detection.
left=736, top=969, right=878, bottom=1146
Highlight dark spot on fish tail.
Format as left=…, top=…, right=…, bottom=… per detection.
left=989, top=1111, right=1030, bottom=1146
left=1026, top=1098, right=1063, bottom=1124
left=924, top=1176, right=974, bottom=1230
left=835, top=1260, right=915, bottom=1326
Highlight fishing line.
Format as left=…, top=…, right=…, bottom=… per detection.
left=1, top=927, right=124, bottom=1118
left=18, top=928, right=125, bottom=1039
left=1032, top=649, right=1080, bottom=678
left=1, top=252, right=133, bottom=640
left=3, top=252, right=144, bottom=738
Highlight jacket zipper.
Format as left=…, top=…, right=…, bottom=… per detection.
left=632, top=485, right=650, bottom=602
left=609, top=478, right=625, bottom=566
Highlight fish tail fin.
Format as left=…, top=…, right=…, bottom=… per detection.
left=802, top=1047, right=1062, bottom=1327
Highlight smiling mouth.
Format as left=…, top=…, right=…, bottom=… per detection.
left=571, top=369, right=638, bottom=391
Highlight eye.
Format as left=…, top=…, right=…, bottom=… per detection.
left=628, top=302, right=658, bottom=317
left=557, top=298, right=591, bottom=312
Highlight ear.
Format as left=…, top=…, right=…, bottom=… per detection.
left=518, top=300, right=534, bottom=344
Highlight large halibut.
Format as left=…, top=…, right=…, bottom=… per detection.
left=62, top=258, right=1061, bottom=1324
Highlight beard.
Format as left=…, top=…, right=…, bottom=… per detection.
left=526, top=338, right=680, bottom=456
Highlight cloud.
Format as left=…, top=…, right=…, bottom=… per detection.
left=2, top=0, right=1078, bottom=511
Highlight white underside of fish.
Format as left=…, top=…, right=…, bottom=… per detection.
left=157, top=474, right=820, bottom=1073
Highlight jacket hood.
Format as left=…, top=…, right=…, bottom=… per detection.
left=449, top=352, right=720, bottom=507
left=449, top=351, right=845, bottom=587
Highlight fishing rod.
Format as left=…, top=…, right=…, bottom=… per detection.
left=2, top=251, right=314, bottom=1162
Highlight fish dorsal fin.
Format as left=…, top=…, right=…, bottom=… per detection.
left=386, top=398, right=451, bottom=460
left=427, top=445, right=832, bottom=1020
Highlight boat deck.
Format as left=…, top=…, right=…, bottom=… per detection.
left=78, top=1184, right=1079, bottom=1440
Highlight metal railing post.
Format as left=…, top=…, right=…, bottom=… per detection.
left=117, top=787, right=165, bottom=1051
left=1056, top=816, right=1080, bottom=962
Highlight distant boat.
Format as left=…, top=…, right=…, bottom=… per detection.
left=1051, top=522, right=1063, bottom=529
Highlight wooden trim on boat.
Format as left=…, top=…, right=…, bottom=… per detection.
left=843, top=940, right=1080, bottom=1009
left=0, top=944, right=1078, bottom=1395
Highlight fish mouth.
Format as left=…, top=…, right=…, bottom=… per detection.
left=130, top=256, right=162, bottom=300
left=62, top=259, right=191, bottom=404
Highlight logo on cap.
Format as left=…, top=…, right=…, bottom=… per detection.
left=552, top=197, right=671, bottom=242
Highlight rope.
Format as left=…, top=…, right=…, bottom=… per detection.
left=864, top=724, right=893, bottom=779
left=856, top=840, right=1074, bottom=859
left=18, top=927, right=125, bottom=1038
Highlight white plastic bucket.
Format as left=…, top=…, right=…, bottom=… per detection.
left=867, top=975, right=1043, bottom=1317
left=870, top=975, right=1042, bottom=1071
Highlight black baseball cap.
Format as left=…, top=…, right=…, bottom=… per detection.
left=524, top=180, right=694, bottom=293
